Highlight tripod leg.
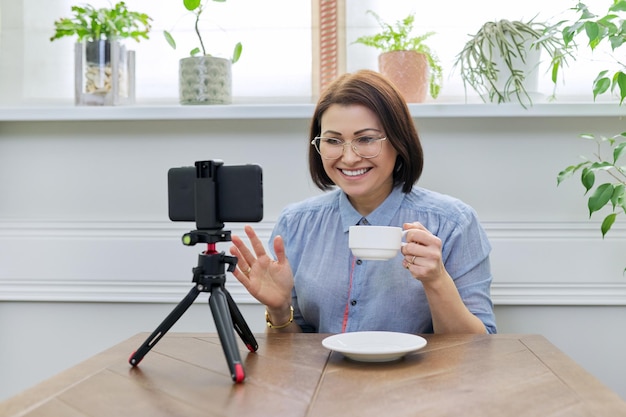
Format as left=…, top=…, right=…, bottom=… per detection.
left=209, top=288, right=245, bottom=383
left=129, top=285, right=201, bottom=366
left=225, top=289, right=258, bottom=352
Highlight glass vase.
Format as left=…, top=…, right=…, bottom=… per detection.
left=74, top=40, right=135, bottom=106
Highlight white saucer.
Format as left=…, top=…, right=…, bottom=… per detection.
left=322, top=331, right=427, bottom=362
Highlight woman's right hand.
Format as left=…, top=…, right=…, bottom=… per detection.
left=229, top=224, right=294, bottom=311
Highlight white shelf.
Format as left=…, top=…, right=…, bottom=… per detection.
left=0, top=100, right=625, bottom=121
left=0, top=103, right=315, bottom=121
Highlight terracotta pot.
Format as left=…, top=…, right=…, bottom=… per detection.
left=378, top=51, right=429, bottom=103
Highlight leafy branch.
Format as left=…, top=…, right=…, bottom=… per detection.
left=557, top=132, right=626, bottom=238
left=562, top=0, right=626, bottom=102
left=556, top=2, right=626, bottom=274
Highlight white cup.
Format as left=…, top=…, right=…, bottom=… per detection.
left=348, top=225, right=407, bottom=260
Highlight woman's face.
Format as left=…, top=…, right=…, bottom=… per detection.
left=319, top=104, right=398, bottom=215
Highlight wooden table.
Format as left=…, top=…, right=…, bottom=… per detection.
left=2, top=333, right=625, bottom=417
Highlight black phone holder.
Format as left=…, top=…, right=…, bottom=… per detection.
left=128, top=161, right=259, bottom=383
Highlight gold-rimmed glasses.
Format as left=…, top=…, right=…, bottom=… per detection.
left=311, top=136, right=387, bottom=159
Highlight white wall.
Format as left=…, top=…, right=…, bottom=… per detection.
left=0, top=107, right=625, bottom=402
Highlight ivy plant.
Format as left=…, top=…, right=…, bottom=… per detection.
left=164, top=0, right=242, bottom=64
left=353, top=11, right=443, bottom=99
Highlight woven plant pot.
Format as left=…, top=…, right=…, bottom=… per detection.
left=378, top=51, right=429, bottom=103
left=179, top=56, right=232, bottom=105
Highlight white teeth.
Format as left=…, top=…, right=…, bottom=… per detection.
left=342, top=168, right=369, bottom=176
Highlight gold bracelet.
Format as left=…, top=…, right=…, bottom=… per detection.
left=265, top=305, right=294, bottom=329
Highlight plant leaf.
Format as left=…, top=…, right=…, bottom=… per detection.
left=163, top=30, right=176, bottom=49
left=593, top=75, right=611, bottom=99
left=557, top=166, right=576, bottom=185
left=614, top=141, right=626, bottom=163
left=557, top=161, right=591, bottom=185
left=588, top=183, right=614, bottom=216
left=184, top=0, right=201, bottom=12
left=601, top=213, right=617, bottom=237
left=232, top=42, right=242, bottom=64
left=610, top=0, right=626, bottom=12
left=581, top=168, right=595, bottom=192
left=589, top=161, right=616, bottom=171
left=584, top=21, right=601, bottom=48
left=616, top=71, right=626, bottom=103
left=611, top=184, right=625, bottom=209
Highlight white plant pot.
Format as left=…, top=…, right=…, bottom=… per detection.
left=484, top=36, right=542, bottom=103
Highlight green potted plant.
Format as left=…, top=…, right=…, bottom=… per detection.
left=453, top=18, right=570, bottom=108
left=353, top=10, right=442, bottom=103
left=557, top=1, right=626, bottom=272
left=165, top=0, right=243, bottom=105
left=50, top=1, right=152, bottom=105
left=561, top=0, right=626, bottom=103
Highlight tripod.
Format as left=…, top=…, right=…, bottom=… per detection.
left=128, top=229, right=258, bottom=383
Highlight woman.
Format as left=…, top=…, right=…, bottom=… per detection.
left=230, top=70, right=496, bottom=334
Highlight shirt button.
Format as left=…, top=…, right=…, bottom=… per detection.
left=356, top=259, right=362, bottom=265
left=351, top=300, right=357, bottom=306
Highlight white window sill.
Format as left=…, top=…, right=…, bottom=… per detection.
left=0, top=97, right=624, bottom=121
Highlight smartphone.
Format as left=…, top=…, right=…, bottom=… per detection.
left=167, top=163, right=263, bottom=224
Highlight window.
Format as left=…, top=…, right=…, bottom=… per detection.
left=0, top=0, right=615, bottom=105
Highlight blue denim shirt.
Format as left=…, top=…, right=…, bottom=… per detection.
left=269, top=185, right=497, bottom=334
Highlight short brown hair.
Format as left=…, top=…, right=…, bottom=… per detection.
left=308, top=70, right=423, bottom=193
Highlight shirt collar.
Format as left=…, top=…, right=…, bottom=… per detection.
left=339, top=186, right=406, bottom=232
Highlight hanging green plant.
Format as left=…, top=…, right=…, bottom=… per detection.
left=453, top=18, right=571, bottom=107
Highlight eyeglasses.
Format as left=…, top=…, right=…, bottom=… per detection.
left=311, top=136, right=387, bottom=159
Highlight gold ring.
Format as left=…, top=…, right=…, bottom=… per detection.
left=411, top=255, right=417, bottom=265
left=245, top=267, right=251, bottom=274
left=405, top=262, right=410, bottom=270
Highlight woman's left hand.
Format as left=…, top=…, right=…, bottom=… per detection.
left=401, top=222, right=446, bottom=285
left=400, top=222, right=488, bottom=334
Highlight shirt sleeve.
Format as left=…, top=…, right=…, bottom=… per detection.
left=441, top=205, right=497, bottom=334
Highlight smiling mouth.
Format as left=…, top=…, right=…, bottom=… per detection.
left=341, top=168, right=371, bottom=177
